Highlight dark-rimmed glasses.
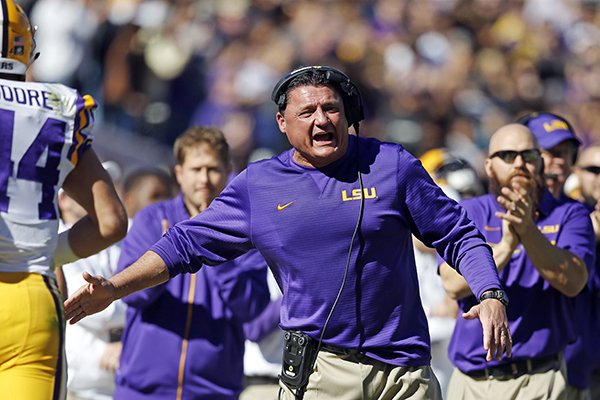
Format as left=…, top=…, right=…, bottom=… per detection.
left=581, top=165, right=600, bottom=175
left=489, top=149, right=541, bottom=164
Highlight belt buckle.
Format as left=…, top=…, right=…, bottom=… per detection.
left=486, top=366, right=508, bottom=380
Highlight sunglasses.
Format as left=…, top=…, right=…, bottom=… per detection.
left=489, top=149, right=541, bottom=164
left=581, top=165, right=600, bottom=175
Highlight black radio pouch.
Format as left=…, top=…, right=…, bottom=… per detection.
left=279, top=330, right=318, bottom=392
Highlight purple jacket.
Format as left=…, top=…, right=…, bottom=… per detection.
left=114, top=194, right=270, bottom=400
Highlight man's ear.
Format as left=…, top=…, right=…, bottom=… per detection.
left=484, top=157, right=493, bottom=179
left=276, top=112, right=286, bottom=134
left=174, top=164, right=183, bottom=186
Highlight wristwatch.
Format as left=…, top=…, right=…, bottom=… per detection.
left=479, top=289, right=509, bottom=306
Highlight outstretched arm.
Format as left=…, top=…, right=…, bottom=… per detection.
left=64, top=250, right=169, bottom=324
left=440, top=217, right=518, bottom=300
left=440, top=245, right=514, bottom=300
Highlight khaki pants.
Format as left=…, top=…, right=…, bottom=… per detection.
left=278, top=350, right=442, bottom=400
left=447, top=363, right=568, bottom=400
left=240, top=383, right=281, bottom=400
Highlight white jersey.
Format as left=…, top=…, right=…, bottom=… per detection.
left=0, top=78, right=96, bottom=275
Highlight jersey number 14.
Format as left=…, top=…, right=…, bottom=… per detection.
left=0, top=109, right=67, bottom=220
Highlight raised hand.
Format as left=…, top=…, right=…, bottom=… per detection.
left=496, top=182, right=537, bottom=237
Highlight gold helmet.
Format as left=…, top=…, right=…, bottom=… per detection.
left=0, top=0, right=38, bottom=75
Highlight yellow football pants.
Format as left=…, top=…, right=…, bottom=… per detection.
left=0, top=272, right=66, bottom=399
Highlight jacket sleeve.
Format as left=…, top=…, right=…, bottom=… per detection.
left=398, top=150, right=502, bottom=299
left=151, top=170, right=254, bottom=277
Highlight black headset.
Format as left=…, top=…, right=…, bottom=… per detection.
left=271, top=65, right=365, bottom=128
left=516, top=111, right=579, bottom=164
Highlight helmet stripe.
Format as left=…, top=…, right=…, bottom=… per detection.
left=0, top=0, right=8, bottom=58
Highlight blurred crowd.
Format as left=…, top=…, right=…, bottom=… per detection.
left=19, top=0, right=600, bottom=175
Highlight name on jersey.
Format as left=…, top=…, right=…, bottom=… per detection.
left=0, top=61, right=13, bottom=71
left=341, top=187, right=377, bottom=201
left=0, top=84, right=54, bottom=110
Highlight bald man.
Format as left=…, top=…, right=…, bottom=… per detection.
left=440, top=124, right=594, bottom=400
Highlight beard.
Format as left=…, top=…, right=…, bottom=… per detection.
left=488, top=168, right=545, bottom=206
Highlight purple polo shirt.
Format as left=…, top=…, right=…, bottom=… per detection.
left=152, top=135, right=502, bottom=367
left=448, top=192, right=595, bottom=373
left=115, top=195, right=270, bottom=400
left=565, top=202, right=600, bottom=389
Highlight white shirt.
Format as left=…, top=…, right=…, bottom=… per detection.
left=61, top=222, right=126, bottom=399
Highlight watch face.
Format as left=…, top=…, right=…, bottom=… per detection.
left=481, top=290, right=509, bottom=306
left=495, top=290, right=508, bottom=305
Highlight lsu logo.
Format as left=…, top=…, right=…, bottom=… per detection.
left=342, top=187, right=377, bottom=201
left=540, top=224, right=559, bottom=234
left=543, top=120, right=569, bottom=133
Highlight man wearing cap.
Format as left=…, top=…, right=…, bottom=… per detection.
left=517, top=112, right=581, bottom=200
left=62, top=66, right=512, bottom=400
left=440, top=123, right=594, bottom=399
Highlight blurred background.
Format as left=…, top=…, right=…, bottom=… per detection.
left=22, top=0, right=600, bottom=176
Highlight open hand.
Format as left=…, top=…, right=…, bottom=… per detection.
left=64, top=272, right=116, bottom=324
left=496, top=183, right=536, bottom=237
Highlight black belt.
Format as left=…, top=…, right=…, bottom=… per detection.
left=319, top=343, right=371, bottom=363
left=466, top=354, right=561, bottom=380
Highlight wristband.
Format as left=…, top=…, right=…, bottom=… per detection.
left=54, top=230, right=79, bottom=266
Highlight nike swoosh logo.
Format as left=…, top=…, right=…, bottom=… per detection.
left=484, top=225, right=501, bottom=231
left=277, top=201, right=296, bottom=211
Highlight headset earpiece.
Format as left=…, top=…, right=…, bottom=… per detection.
left=271, top=66, right=364, bottom=127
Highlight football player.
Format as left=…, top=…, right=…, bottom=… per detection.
left=0, top=1, right=127, bottom=399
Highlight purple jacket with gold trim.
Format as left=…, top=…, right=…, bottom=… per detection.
left=114, top=194, right=270, bottom=400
